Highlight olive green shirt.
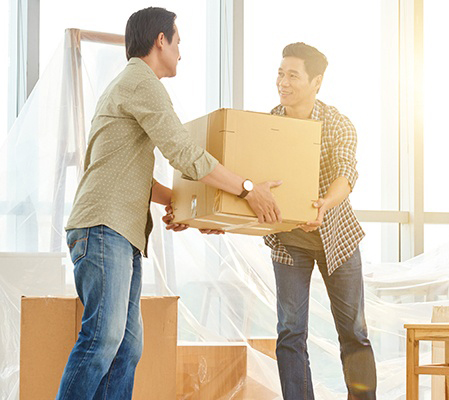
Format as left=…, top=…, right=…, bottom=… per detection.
left=66, top=57, right=218, bottom=256
left=276, top=228, right=323, bottom=251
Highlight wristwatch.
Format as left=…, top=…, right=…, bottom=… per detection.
left=237, top=179, right=254, bottom=199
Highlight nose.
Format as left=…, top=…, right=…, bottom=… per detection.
left=278, top=76, right=289, bottom=87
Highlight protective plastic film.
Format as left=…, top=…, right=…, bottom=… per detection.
left=1, top=30, right=449, bottom=399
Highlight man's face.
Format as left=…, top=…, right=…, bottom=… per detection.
left=162, top=24, right=181, bottom=77
left=276, top=57, right=320, bottom=108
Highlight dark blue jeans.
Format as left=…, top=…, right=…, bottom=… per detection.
left=56, top=225, right=143, bottom=400
left=273, top=246, right=376, bottom=400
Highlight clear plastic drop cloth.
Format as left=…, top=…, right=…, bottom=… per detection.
left=1, top=29, right=449, bottom=399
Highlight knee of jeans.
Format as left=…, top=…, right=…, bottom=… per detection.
left=96, top=329, right=125, bottom=359
left=339, top=327, right=371, bottom=350
left=278, top=308, right=308, bottom=334
left=131, top=337, right=143, bottom=365
left=126, top=328, right=143, bottom=366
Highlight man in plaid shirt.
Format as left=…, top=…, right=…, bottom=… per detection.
left=265, top=42, right=376, bottom=399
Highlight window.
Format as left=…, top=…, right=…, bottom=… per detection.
left=424, top=225, right=449, bottom=252
left=0, top=1, right=8, bottom=142
left=40, top=0, right=217, bottom=122
left=423, top=1, right=449, bottom=212
left=0, top=1, right=9, bottom=249
left=0, top=1, right=219, bottom=252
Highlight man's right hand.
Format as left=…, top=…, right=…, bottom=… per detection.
left=245, top=181, right=283, bottom=223
left=199, top=164, right=282, bottom=223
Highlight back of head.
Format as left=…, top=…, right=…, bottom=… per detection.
left=125, top=7, right=177, bottom=60
left=282, top=42, right=328, bottom=80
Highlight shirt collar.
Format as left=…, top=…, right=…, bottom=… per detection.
left=127, top=57, right=158, bottom=78
left=311, top=100, right=322, bottom=121
left=277, top=100, right=322, bottom=120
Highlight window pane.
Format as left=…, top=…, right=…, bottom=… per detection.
left=0, top=1, right=9, bottom=249
left=0, top=1, right=8, bottom=142
left=40, top=0, right=216, bottom=121
left=424, top=2, right=449, bottom=212
left=243, top=0, right=399, bottom=212
left=359, top=222, right=400, bottom=264
left=424, top=225, right=449, bottom=252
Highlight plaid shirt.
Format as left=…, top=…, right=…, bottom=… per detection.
left=264, top=100, right=365, bottom=275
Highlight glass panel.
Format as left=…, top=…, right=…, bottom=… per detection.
left=423, top=1, right=449, bottom=212
left=0, top=1, right=8, bottom=142
left=40, top=0, right=215, bottom=120
left=15, top=1, right=219, bottom=253
left=243, top=0, right=399, bottom=211
left=359, top=222, right=400, bottom=264
left=424, top=224, right=449, bottom=252
left=0, top=1, right=9, bottom=249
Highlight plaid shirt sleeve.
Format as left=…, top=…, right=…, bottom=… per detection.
left=332, top=115, right=359, bottom=190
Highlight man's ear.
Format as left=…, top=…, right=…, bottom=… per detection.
left=155, top=32, right=165, bottom=50
left=314, top=75, right=323, bottom=93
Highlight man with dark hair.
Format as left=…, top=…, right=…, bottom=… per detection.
left=265, top=42, right=377, bottom=399
left=56, top=7, right=281, bottom=400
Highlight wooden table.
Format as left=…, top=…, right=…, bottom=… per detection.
left=405, top=323, right=449, bottom=399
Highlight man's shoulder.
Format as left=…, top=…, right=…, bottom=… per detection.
left=92, top=63, right=161, bottom=119
left=316, top=100, right=354, bottom=127
left=119, top=61, right=161, bottom=90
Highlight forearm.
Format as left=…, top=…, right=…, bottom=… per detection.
left=323, top=176, right=351, bottom=208
left=151, top=181, right=172, bottom=206
left=199, top=164, right=244, bottom=195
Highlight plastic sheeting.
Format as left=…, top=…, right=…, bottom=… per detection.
left=1, top=29, right=449, bottom=399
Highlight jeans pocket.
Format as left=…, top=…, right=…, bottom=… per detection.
left=66, top=228, right=89, bottom=264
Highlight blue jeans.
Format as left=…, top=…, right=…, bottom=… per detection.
left=56, top=225, right=143, bottom=400
left=274, top=246, right=376, bottom=400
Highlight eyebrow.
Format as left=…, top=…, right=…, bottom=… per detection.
left=278, top=68, right=301, bottom=74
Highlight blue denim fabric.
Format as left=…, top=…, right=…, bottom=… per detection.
left=273, top=246, right=376, bottom=400
left=56, top=225, right=143, bottom=400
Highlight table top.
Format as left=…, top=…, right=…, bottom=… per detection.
left=404, top=323, right=449, bottom=329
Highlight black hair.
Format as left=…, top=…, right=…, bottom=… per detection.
left=282, top=42, right=328, bottom=80
left=125, top=7, right=176, bottom=60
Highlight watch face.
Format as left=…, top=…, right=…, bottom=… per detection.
left=243, top=180, right=254, bottom=191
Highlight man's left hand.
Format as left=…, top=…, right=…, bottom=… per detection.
left=162, top=205, right=189, bottom=232
left=297, top=198, right=328, bottom=232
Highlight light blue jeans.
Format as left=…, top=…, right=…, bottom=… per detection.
left=56, top=225, right=143, bottom=400
left=274, top=246, right=376, bottom=400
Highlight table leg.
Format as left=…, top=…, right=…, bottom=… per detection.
left=445, top=341, right=449, bottom=400
left=407, top=329, right=419, bottom=400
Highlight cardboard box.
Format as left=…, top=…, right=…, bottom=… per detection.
left=176, top=342, right=247, bottom=399
left=172, top=108, right=322, bottom=235
left=20, top=296, right=178, bottom=400
left=247, top=337, right=277, bottom=360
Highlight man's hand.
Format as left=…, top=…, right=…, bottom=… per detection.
left=162, top=205, right=189, bottom=232
left=198, top=229, right=225, bottom=235
left=245, top=181, right=283, bottom=224
left=297, top=198, right=328, bottom=232
left=298, top=176, right=352, bottom=232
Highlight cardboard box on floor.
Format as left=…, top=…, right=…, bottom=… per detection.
left=176, top=342, right=280, bottom=399
left=20, top=296, right=178, bottom=400
left=177, top=342, right=247, bottom=399
left=172, top=108, right=322, bottom=235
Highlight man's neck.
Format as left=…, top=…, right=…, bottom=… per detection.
left=284, top=99, right=315, bottom=119
left=140, top=54, right=164, bottom=79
